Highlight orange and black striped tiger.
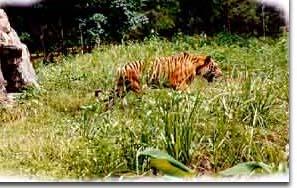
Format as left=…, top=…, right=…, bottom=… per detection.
left=113, top=52, right=222, bottom=97
left=95, top=52, right=222, bottom=108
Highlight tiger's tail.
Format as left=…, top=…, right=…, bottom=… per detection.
left=94, top=84, right=126, bottom=111
left=94, top=88, right=116, bottom=111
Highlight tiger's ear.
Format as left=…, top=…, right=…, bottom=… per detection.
left=205, top=55, right=211, bottom=64
left=183, top=51, right=190, bottom=56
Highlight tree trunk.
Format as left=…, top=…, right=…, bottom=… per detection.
left=80, top=30, right=84, bottom=54
left=59, top=16, right=66, bottom=55
left=40, top=24, right=48, bottom=62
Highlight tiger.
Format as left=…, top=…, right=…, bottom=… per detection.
left=95, top=52, right=222, bottom=108
left=113, top=52, right=222, bottom=96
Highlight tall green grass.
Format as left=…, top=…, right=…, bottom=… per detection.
left=0, top=33, right=288, bottom=179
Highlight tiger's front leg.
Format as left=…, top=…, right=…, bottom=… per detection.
left=169, top=69, right=190, bottom=91
left=169, top=77, right=189, bottom=91
left=169, top=69, right=195, bottom=92
left=175, top=81, right=190, bottom=92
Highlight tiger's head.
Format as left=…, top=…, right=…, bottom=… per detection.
left=195, top=55, right=222, bottom=82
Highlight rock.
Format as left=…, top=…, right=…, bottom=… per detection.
left=0, top=76, right=6, bottom=104
left=0, top=8, right=38, bottom=104
left=0, top=9, right=11, bottom=33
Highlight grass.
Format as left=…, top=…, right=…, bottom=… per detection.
left=0, top=33, right=289, bottom=180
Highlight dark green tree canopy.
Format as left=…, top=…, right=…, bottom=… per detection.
left=3, top=0, right=286, bottom=54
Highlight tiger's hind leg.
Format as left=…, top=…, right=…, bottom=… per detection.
left=124, top=69, right=142, bottom=94
left=128, top=78, right=142, bottom=94
left=112, top=70, right=143, bottom=109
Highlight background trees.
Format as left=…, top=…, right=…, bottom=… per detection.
left=3, top=0, right=286, bottom=54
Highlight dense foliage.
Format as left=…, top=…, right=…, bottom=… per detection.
left=0, top=0, right=289, bottom=180
left=0, top=34, right=288, bottom=179
left=4, top=0, right=286, bottom=54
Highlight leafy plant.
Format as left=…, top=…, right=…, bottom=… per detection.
left=155, top=92, right=200, bottom=165
left=218, top=162, right=271, bottom=177
left=0, top=34, right=288, bottom=179
left=138, top=148, right=282, bottom=178
left=137, top=148, right=195, bottom=177
left=78, top=13, right=108, bottom=46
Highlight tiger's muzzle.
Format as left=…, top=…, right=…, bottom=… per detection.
left=204, top=69, right=223, bottom=82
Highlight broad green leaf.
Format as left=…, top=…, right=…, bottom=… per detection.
left=138, top=148, right=195, bottom=177
left=218, top=162, right=272, bottom=177
left=150, top=159, right=194, bottom=177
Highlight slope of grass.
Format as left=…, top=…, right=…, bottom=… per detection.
left=0, top=33, right=289, bottom=180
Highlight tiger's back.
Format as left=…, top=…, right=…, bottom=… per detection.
left=147, top=52, right=192, bottom=86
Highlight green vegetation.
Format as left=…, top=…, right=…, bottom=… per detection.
left=6, top=0, right=285, bottom=53
left=0, top=33, right=288, bottom=180
left=137, top=148, right=277, bottom=178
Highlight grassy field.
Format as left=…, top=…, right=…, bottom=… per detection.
left=0, top=33, right=289, bottom=180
